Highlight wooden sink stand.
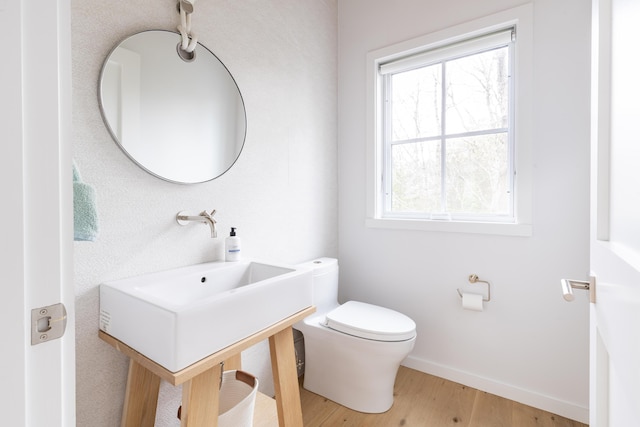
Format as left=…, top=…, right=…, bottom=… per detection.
left=99, top=306, right=315, bottom=427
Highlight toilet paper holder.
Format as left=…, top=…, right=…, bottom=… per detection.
left=457, top=274, right=491, bottom=302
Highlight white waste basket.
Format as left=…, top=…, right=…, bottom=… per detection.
left=218, top=370, right=259, bottom=427
left=177, top=370, right=259, bottom=427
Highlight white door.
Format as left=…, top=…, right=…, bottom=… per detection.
left=0, top=0, right=75, bottom=426
left=589, top=0, right=640, bottom=425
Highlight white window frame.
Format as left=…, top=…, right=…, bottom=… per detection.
left=366, top=4, right=533, bottom=237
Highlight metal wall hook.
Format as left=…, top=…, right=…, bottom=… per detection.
left=176, top=0, right=195, bottom=14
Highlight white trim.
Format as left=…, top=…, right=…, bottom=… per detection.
left=23, top=0, right=75, bottom=424
left=1, top=0, right=28, bottom=423
left=366, top=217, right=531, bottom=237
left=366, top=4, right=533, bottom=236
left=1, top=1, right=75, bottom=425
left=591, top=0, right=612, bottom=243
left=402, top=355, right=589, bottom=424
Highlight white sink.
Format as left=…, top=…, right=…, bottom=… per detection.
left=99, top=260, right=312, bottom=372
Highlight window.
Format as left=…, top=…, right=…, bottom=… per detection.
left=366, top=6, right=532, bottom=236
left=382, top=29, right=514, bottom=221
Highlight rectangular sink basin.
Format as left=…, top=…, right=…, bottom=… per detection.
left=99, top=260, right=312, bottom=372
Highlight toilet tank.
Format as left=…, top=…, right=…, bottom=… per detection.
left=297, top=258, right=339, bottom=313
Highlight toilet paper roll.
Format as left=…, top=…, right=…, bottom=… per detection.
left=462, top=292, right=484, bottom=311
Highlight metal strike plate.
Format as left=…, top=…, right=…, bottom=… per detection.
left=31, top=303, right=67, bottom=345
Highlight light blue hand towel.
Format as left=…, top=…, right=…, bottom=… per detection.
left=73, top=162, right=99, bottom=242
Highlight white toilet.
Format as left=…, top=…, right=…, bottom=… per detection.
left=294, top=258, right=416, bottom=413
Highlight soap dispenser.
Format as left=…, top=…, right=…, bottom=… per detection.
left=225, top=227, right=241, bottom=262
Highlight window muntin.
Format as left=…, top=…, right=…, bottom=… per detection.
left=381, top=30, right=515, bottom=222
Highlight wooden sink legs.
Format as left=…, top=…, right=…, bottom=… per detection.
left=269, top=327, right=303, bottom=426
left=120, top=359, right=161, bottom=427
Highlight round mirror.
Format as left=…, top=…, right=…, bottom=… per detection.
left=98, top=30, right=247, bottom=184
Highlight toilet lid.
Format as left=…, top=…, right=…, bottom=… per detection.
left=325, top=301, right=416, bottom=342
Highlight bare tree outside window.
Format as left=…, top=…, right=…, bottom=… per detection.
left=384, top=42, right=513, bottom=220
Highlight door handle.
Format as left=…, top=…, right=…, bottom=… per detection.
left=561, top=276, right=596, bottom=303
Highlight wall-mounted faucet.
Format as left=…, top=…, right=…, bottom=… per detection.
left=176, top=210, right=217, bottom=238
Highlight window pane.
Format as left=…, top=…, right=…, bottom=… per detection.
left=391, top=65, right=442, bottom=141
left=445, top=133, right=509, bottom=214
left=391, top=141, right=441, bottom=212
left=445, top=47, right=509, bottom=135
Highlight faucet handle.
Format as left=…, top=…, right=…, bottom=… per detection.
left=200, top=209, right=216, bottom=221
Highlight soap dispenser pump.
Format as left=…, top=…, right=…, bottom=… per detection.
left=225, top=227, right=241, bottom=262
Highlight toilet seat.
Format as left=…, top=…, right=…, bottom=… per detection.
left=324, top=301, right=416, bottom=342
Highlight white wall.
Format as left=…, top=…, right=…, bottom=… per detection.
left=72, top=1, right=337, bottom=426
left=338, top=0, right=591, bottom=422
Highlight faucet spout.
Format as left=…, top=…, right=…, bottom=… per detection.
left=176, top=209, right=217, bottom=238
left=199, top=210, right=217, bottom=238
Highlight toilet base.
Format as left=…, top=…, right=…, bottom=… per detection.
left=298, top=317, right=415, bottom=414
left=303, top=361, right=399, bottom=413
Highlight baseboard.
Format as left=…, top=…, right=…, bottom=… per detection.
left=402, top=356, right=589, bottom=424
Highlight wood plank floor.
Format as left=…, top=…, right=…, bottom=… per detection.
left=299, top=366, right=588, bottom=426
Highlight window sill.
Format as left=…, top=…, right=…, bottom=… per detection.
left=365, top=217, right=532, bottom=237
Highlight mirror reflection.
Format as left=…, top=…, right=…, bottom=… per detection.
left=99, top=30, right=246, bottom=184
